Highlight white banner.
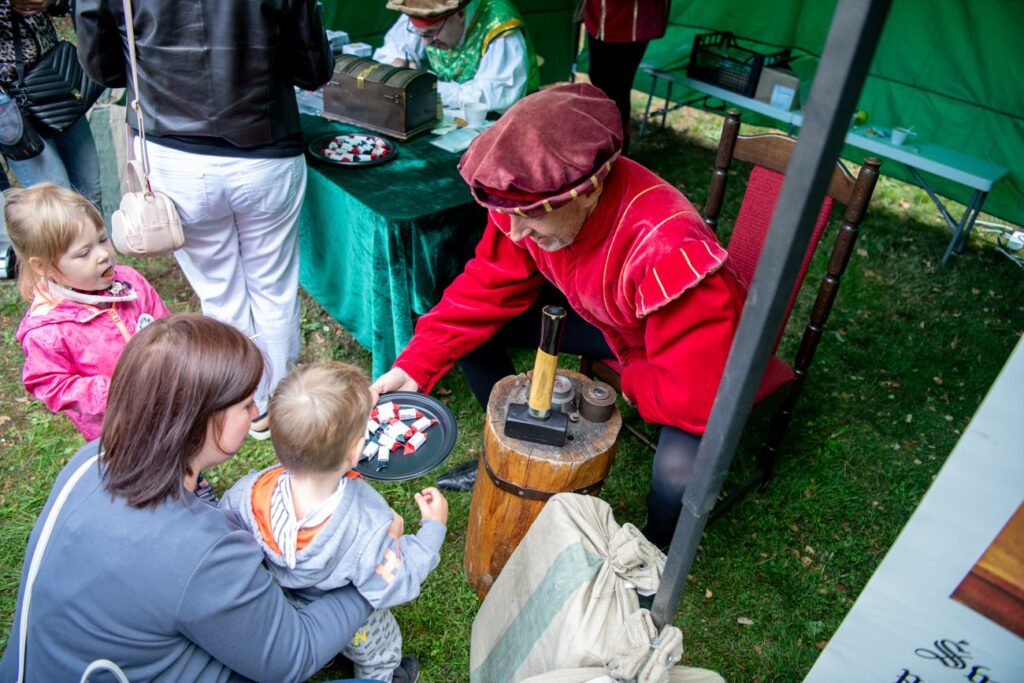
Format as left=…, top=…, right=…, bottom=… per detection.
left=805, top=335, right=1024, bottom=682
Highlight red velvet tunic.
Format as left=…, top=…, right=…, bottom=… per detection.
left=584, top=0, right=670, bottom=43
left=395, top=157, right=746, bottom=435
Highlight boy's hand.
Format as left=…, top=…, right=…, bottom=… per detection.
left=388, top=508, right=405, bottom=538
left=414, top=486, right=448, bottom=526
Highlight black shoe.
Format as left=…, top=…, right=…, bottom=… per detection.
left=391, top=655, right=420, bottom=683
left=436, top=460, right=478, bottom=492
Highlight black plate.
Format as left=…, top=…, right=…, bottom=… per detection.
left=356, top=391, right=458, bottom=481
left=307, top=132, right=398, bottom=167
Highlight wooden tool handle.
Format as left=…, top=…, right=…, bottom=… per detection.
left=527, top=305, right=567, bottom=418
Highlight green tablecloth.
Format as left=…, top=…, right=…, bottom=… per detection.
left=298, top=115, right=486, bottom=377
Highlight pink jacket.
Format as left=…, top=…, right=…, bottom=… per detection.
left=15, top=265, right=170, bottom=441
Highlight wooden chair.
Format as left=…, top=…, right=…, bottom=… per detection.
left=582, top=108, right=882, bottom=508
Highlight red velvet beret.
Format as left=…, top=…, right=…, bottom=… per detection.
left=458, top=83, right=623, bottom=217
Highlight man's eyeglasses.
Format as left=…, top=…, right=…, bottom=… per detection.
left=406, top=14, right=451, bottom=47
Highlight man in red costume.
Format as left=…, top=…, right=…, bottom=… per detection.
left=373, top=83, right=745, bottom=547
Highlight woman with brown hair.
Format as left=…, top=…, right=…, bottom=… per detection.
left=0, top=314, right=372, bottom=682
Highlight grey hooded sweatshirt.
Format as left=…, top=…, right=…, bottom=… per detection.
left=220, top=466, right=446, bottom=609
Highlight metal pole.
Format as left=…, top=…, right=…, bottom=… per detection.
left=652, top=0, right=893, bottom=630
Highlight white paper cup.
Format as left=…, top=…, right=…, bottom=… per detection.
left=462, top=102, right=487, bottom=128
left=891, top=127, right=915, bottom=146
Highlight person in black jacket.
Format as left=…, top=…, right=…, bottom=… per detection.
left=1, top=0, right=102, bottom=206
left=76, top=0, right=334, bottom=440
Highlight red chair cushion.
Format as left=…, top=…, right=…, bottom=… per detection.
left=728, top=166, right=834, bottom=352
left=753, top=356, right=795, bottom=405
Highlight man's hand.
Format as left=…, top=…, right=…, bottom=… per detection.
left=390, top=58, right=417, bottom=69
left=12, top=0, right=52, bottom=16
left=388, top=508, right=405, bottom=538
left=371, top=367, right=418, bottom=395
left=414, top=486, right=448, bottom=526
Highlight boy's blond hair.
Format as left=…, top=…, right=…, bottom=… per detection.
left=4, top=183, right=105, bottom=302
left=269, top=361, right=373, bottom=475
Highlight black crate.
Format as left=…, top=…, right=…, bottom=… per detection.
left=686, top=32, right=791, bottom=98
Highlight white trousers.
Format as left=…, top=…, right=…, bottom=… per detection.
left=139, top=140, right=306, bottom=411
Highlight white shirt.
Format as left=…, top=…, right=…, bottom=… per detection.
left=372, top=12, right=529, bottom=113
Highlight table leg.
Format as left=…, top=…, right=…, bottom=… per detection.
left=954, top=192, right=986, bottom=255
left=640, top=73, right=659, bottom=138
left=661, top=81, right=673, bottom=130
left=908, top=167, right=989, bottom=265
left=940, top=190, right=985, bottom=265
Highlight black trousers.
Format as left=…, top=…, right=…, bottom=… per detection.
left=587, top=35, right=650, bottom=153
left=456, top=286, right=700, bottom=548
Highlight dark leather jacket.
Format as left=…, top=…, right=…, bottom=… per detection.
left=76, top=0, right=332, bottom=149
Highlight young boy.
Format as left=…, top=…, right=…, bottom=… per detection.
left=220, top=361, right=448, bottom=683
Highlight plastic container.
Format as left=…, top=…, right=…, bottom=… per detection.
left=687, top=32, right=791, bottom=98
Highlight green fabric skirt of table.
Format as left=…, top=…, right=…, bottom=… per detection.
left=298, top=115, right=486, bottom=377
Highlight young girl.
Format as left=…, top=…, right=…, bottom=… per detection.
left=6, top=183, right=170, bottom=441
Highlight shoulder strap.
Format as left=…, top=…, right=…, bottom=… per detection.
left=121, top=0, right=152, bottom=191
left=16, top=453, right=100, bottom=683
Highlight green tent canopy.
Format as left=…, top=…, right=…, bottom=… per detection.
left=634, top=0, right=1023, bottom=226
left=323, top=1, right=1022, bottom=226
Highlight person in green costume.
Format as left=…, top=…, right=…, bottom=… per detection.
left=372, top=0, right=539, bottom=114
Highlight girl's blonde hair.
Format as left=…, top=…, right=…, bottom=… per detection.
left=4, top=183, right=104, bottom=301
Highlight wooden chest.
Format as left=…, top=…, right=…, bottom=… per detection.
left=323, top=56, right=439, bottom=140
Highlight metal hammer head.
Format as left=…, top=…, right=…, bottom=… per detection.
left=504, top=402, right=568, bottom=447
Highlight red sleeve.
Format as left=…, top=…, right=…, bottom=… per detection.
left=395, top=218, right=543, bottom=391
left=619, top=269, right=744, bottom=434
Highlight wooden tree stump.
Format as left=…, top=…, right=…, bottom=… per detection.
left=464, top=369, right=621, bottom=599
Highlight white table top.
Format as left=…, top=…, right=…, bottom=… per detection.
left=647, top=70, right=1009, bottom=193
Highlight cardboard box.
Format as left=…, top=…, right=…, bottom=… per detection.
left=755, top=67, right=801, bottom=111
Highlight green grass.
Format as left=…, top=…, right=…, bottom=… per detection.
left=0, top=101, right=1021, bottom=682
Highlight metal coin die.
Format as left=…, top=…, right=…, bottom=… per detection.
left=525, top=372, right=617, bottom=424
left=580, top=380, right=616, bottom=423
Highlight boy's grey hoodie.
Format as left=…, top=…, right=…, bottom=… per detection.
left=221, top=466, right=446, bottom=609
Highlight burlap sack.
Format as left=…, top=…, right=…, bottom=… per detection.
left=470, top=493, right=724, bottom=683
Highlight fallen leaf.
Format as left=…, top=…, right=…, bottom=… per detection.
left=705, top=589, right=713, bottom=599
left=16, top=396, right=30, bottom=405
left=801, top=556, right=812, bottom=567
left=754, top=644, right=762, bottom=655
left=434, top=387, right=452, bottom=396
left=0, top=416, right=10, bottom=426
left=815, top=640, right=828, bottom=649
left=856, top=248, right=868, bottom=257
left=738, top=616, right=754, bottom=626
